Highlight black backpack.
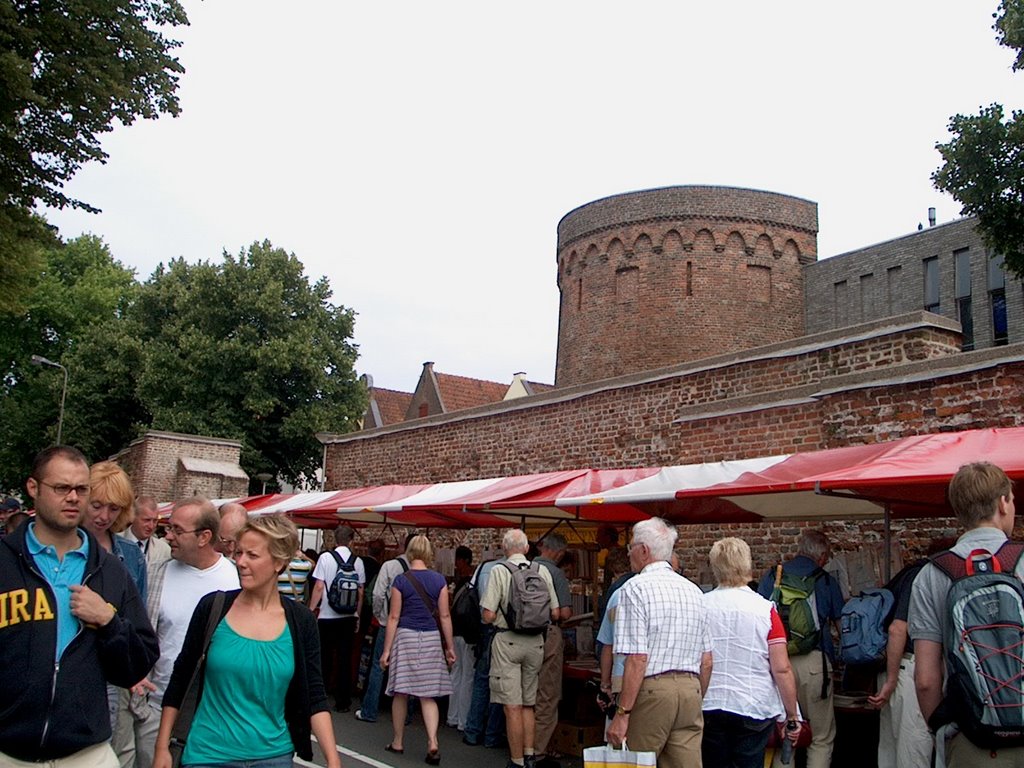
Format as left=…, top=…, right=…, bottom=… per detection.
left=326, top=551, right=360, bottom=615
left=929, top=541, right=1024, bottom=749
left=452, top=562, right=492, bottom=643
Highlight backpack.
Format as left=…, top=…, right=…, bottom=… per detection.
left=929, top=542, right=1024, bottom=749
left=326, top=551, right=360, bottom=615
left=499, top=561, right=551, bottom=635
left=840, top=588, right=895, bottom=665
left=770, top=565, right=824, bottom=656
left=452, top=562, right=492, bottom=643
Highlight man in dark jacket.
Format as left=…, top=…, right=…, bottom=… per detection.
left=0, top=446, right=158, bottom=765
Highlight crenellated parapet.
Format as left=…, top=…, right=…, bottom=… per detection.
left=555, top=186, right=818, bottom=387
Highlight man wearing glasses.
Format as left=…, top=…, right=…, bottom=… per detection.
left=0, top=445, right=158, bottom=767
left=214, top=502, right=248, bottom=561
left=135, top=497, right=239, bottom=768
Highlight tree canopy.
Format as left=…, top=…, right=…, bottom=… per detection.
left=0, top=0, right=188, bottom=212
left=0, top=0, right=188, bottom=316
left=0, top=238, right=366, bottom=495
left=932, top=1, right=1024, bottom=276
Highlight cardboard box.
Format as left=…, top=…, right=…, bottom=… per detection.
left=550, top=721, right=605, bottom=757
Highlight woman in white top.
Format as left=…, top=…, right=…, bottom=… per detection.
left=702, top=537, right=801, bottom=768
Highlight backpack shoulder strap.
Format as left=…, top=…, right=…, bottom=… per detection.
left=342, top=552, right=356, bottom=567
left=930, top=549, right=966, bottom=581
left=995, top=541, right=1024, bottom=572
left=399, top=557, right=410, bottom=573
left=329, top=550, right=343, bottom=568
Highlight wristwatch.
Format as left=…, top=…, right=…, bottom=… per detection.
left=615, top=705, right=632, bottom=716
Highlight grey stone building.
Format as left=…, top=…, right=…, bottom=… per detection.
left=805, top=217, right=1024, bottom=351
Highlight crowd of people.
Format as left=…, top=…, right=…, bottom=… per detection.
left=0, top=448, right=1020, bottom=768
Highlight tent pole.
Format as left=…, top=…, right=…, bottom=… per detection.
left=883, top=504, right=892, bottom=584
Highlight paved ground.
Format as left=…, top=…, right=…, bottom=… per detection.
left=298, top=707, right=585, bottom=768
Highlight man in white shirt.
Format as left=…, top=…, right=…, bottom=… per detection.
left=309, top=525, right=366, bottom=713
left=607, top=517, right=712, bottom=767
left=214, top=502, right=248, bottom=561
left=134, top=497, right=240, bottom=768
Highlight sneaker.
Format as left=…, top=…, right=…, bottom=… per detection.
left=462, top=736, right=479, bottom=747
left=524, top=756, right=537, bottom=768
left=354, top=709, right=376, bottom=723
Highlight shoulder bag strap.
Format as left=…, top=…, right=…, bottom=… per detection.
left=170, top=591, right=226, bottom=746
left=404, top=571, right=450, bottom=655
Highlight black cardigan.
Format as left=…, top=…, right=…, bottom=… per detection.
left=163, top=589, right=328, bottom=760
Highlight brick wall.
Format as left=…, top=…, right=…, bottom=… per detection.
left=805, top=217, right=1024, bottom=351
left=324, top=316, right=1024, bottom=580
left=112, top=431, right=248, bottom=500
left=555, top=186, right=819, bottom=387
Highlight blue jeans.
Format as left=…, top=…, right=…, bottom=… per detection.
left=186, top=753, right=293, bottom=768
left=358, top=626, right=386, bottom=721
left=701, top=709, right=775, bottom=768
left=463, top=626, right=506, bottom=747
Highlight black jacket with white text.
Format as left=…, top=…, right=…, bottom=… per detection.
left=0, top=525, right=159, bottom=761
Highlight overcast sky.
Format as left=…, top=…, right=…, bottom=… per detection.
left=44, top=2, right=1022, bottom=392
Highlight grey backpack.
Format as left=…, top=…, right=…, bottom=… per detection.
left=500, top=561, right=551, bottom=635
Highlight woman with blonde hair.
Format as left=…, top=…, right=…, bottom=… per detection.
left=702, top=536, right=801, bottom=768
left=153, top=514, right=340, bottom=768
left=380, top=533, right=456, bottom=764
left=85, top=461, right=146, bottom=599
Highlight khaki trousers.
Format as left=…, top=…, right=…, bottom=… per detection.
left=534, top=627, right=564, bottom=754
left=0, top=743, right=117, bottom=768
left=877, top=656, right=933, bottom=768
left=771, top=651, right=835, bottom=768
left=625, top=671, right=704, bottom=767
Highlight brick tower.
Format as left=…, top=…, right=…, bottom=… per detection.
left=555, top=186, right=818, bottom=387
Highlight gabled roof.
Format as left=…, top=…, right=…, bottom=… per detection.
left=523, top=380, right=555, bottom=395
left=434, top=371, right=508, bottom=411
left=372, top=388, right=414, bottom=426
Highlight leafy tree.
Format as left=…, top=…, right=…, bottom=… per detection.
left=0, top=235, right=138, bottom=492
left=0, top=0, right=188, bottom=212
left=933, top=1, right=1024, bottom=276
left=0, top=0, right=187, bottom=314
left=131, top=242, right=366, bottom=487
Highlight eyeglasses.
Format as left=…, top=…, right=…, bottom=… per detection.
left=167, top=524, right=205, bottom=537
left=38, top=481, right=90, bottom=497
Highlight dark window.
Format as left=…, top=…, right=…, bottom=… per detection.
left=954, top=248, right=971, bottom=298
left=886, top=266, right=902, bottom=314
left=989, top=253, right=1008, bottom=345
left=923, top=257, right=940, bottom=313
left=992, top=289, right=1008, bottom=345
left=954, top=249, right=973, bottom=349
left=833, top=280, right=849, bottom=327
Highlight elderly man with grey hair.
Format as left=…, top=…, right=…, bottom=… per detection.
left=481, top=528, right=561, bottom=768
left=756, top=529, right=844, bottom=768
left=214, top=501, right=248, bottom=560
left=606, top=517, right=712, bottom=766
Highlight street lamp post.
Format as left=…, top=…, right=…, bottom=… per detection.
left=30, top=355, right=68, bottom=444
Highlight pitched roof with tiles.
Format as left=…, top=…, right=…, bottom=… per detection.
left=372, top=388, right=414, bottom=426
left=434, top=372, right=508, bottom=412
left=524, top=380, right=555, bottom=395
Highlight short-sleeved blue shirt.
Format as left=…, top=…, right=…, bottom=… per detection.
left=26, top=523, right=89, bottom=660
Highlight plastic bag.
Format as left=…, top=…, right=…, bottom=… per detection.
left=583, top=742, right=657, bottom=767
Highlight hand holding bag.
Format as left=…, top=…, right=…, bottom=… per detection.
left=583, top=741, right=657, bottom=768
left=168, top=591, right=226, bottom=768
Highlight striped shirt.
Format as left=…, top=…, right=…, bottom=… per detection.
left=278, top=557, right=314, bottom=601
left=613, top=560, right=711, bottom=676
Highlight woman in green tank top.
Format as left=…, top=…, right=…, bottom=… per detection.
left=153, top=515, right=342, bottom=768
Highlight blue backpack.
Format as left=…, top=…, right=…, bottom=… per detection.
left=839, top=587, right=894, bottom=665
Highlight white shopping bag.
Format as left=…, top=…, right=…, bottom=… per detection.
left=583, top=741, right=657, bottom=768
